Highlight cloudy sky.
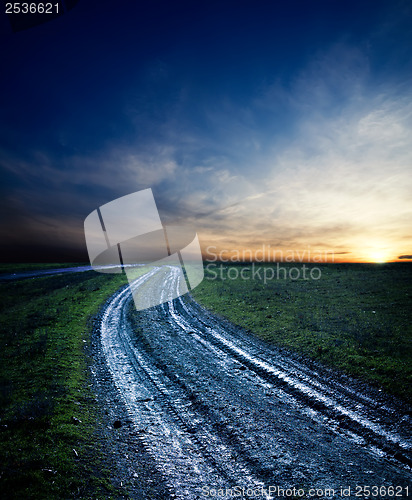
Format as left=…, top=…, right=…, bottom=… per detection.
left=0, top=0, right=411, bottom=262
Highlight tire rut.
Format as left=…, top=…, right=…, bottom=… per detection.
left=94, top=267, right=412, bottom=499
left=168, top=293, right=412, bottom=468
left=98, top=269, right=273, bottom=499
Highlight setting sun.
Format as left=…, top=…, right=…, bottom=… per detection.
left=368, top=250, right=390, bottom=263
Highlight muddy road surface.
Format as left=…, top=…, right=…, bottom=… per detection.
left=91, top=267, right=411, bottom=499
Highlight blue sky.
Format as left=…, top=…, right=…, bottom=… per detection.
left=0, top=0, right=411, bottom=262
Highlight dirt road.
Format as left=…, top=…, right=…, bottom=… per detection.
left=91, top=266, right=411, bottom=499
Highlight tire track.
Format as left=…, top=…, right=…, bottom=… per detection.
left=100, top=267, right=274, bottom=499
left=168, top=294, right=412, bottom=467
left=96, top=266, right=412, bottom=499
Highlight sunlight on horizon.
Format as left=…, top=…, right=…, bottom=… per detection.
left=367, top=251, right=390, bottom=263
left=199, top=239, right=411, bottom=264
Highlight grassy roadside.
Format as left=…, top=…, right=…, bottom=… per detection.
left=192, top=262, right=412, bottom=403
left=0, top=265, right=133, bottom=499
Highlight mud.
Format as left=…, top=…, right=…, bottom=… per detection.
left=90, top=267, right=411, bottom=499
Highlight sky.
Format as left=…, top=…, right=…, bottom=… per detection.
left=0, top=0, right=411, bottom=263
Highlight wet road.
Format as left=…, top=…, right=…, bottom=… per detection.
left=0, top=265, right=95, bottom=281
left=0, top=264, right=141, bottom=281
left=94, top=266, right=412, bottom=499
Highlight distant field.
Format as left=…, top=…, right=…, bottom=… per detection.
left=192, top=262, right=412, bottom=403
left=0, top=265, right=131, bottom=499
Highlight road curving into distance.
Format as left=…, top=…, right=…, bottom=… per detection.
left=0, top=264, right=133, bottom=281
left=92, top=266, right=411, bottom=499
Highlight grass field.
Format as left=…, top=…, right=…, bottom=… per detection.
left=0, top=266, right=131, bottom=499
left=1, top=262, right=411, bottom=498
left=192, top=262, right=412, bottom=403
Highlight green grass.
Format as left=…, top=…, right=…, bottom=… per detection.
left=0, top=265, right=135, bottom=499
left=192, top=262, right=412, bottom=403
